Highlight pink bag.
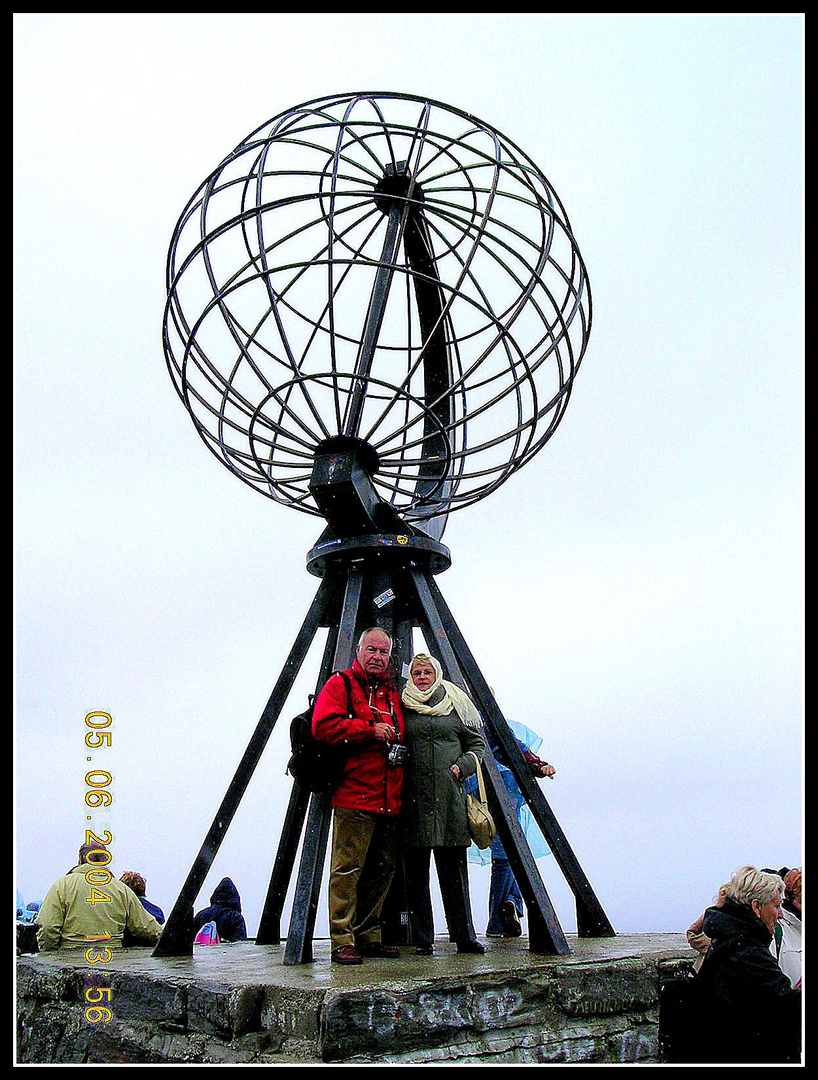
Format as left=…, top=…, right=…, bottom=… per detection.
left=194, top=920, right=221, bottom=945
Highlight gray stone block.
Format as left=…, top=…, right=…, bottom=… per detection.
left=187, top=983, right=263, bottom=1038
left=320, top=983, right=473, bottom=1060
left=553, top=959, right=657, bottom=1017
left=106, top=973, right=186, bottom=1030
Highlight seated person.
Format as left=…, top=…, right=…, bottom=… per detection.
left=696, top=866, right=801, bottom=1063
left=192, top=877, right=247, bottom=942
left=773, top=867, right=802, bottom=987
left=120, top=870, right=165, bottom=924
left=37, top=842, right=161, bottom=950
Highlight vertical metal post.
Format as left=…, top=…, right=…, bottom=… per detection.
left=343, top=205, right=405, bottom=439
left=373, top=578, right=414, bottom=945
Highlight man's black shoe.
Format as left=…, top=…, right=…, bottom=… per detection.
left=356, top=941, right=401, bottom=958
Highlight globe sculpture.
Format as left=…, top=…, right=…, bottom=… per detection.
left=156, top=93, right=613, bottom=961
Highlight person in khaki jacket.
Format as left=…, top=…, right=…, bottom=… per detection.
left=36, top=842, right=162, bottom=951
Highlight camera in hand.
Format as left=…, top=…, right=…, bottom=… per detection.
left=387, top=742, right=408, bottom=767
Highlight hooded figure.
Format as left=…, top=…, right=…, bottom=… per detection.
left=192, top=877, right=247, bottom=942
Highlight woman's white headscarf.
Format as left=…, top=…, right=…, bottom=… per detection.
left=401, top=653, right=483, bottom=730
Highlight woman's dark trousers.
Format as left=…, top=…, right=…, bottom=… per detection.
left=404, top=845, right=478, bottom=947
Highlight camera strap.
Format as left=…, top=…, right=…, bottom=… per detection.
left=367, top=684, right=400, bottom=740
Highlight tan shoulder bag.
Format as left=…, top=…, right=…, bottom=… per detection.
left=465, top=751, right=497, bottom=849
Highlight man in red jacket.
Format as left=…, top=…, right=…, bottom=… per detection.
left=312, top=627, right=406, bottom=964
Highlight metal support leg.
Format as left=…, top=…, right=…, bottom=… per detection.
left=409, top=567, right=570, bottom=954
left=421, top=572, right=615, bottom=938
left=255, top=783, right=311, bottom=945
left=283, top=563, right=365, bottom=964
left=281, top=791, right=334, bottom=965
left=480, top=750, right=569, bottom=953
left=256, top=625, right=341, bottom=945
left=153, top=577, right=333, bottom=957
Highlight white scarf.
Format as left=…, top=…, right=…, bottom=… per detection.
left=401, top=654, right=484, bottom=730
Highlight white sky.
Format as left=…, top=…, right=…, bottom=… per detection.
left=14, top=14, right=803, bottom=941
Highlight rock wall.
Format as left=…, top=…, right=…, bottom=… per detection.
left=16, top=950, right=693, bottom=1064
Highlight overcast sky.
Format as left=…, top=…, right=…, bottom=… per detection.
left=15, top=14, right=803, bottom=943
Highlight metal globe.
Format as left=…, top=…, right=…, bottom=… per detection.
left=163, top=92, right=592, bottom=534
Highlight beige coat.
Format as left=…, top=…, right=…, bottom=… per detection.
left=37, top=863, right=162, bottom=950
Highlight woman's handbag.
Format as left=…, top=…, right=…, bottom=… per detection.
left=465, top=752, right=497, bottom=849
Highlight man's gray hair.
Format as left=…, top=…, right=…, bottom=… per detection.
left=357, top=626, right=393, bottom=651
left=79, top=841, right=108, bottom=864
left=727, top=865, right=784, bottom=909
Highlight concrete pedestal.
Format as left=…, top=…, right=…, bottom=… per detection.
left=17, top=934, right=692, bottom=1064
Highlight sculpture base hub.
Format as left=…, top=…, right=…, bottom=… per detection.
left=306, top=531, right=451, bottom=578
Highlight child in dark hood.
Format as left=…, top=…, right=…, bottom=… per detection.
left=192, top=877, right=247, bottom=942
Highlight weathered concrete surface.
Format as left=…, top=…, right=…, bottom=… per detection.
left=17, top=933, right=691, bottom=1064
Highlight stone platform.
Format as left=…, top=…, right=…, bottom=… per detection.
left=17, top=933, right=692, bottom=1064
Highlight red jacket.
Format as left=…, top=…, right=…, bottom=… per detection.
left=311, top=660, right=405, bottom=815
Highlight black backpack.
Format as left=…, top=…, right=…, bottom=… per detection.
left=286, top=672, right=353, bottom=794
left=659, top=970, right=705, bottom=1063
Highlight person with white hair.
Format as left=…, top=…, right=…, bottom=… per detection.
left=312, top=627, right=406, bottom=965
left=695, top=865, right=801, bottom=1063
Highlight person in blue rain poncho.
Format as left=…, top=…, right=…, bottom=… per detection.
left=468, top=720, right=555, bottom=938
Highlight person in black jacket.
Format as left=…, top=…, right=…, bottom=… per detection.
left=696, top=865, right=801, bottom=1063
left=193, top=877, right=248, bottom=942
